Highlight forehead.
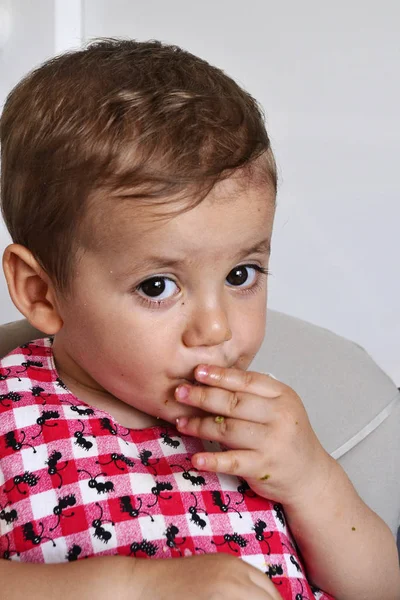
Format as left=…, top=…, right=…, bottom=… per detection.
left=85, top=174, right=275, bottom=260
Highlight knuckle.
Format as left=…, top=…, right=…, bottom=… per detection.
left=197, top=387, right=208, bottom=409
left=213, top=368, right=225, bottom=383
left=229, top=454, right=240, bottom=474
left=228, top=391, right=240, bottom=415
left=217, top=417, right=228, bottom=436
left=244, top=370, right=254, bottom=388
left=191, top=417, right=204, bottom=436
left=197, top=418, right=210, bottom=437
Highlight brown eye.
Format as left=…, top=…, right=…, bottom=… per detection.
left=138, top=277, right=176, bottom=298
left=227, top=266, right=248, bottom=286
left=226, top=266, right=255, bottom=287
left=140, top=277, right=165, bottom=297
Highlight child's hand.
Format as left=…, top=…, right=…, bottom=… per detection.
left=132, top=553, right=283, bottom=600
left=175, top=365, right=335, bottom=505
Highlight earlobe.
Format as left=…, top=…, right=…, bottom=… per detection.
left=2, top=244, right=63, bottom=335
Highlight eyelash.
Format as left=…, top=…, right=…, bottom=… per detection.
left=133, top=264, right=270, bottom=309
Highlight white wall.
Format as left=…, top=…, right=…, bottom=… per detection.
left=1, top=0, right=399, bottom=384
left=0, top=0, right=55, bottom=322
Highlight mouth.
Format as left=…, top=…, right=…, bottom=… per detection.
left=182, top=378, right=201, bottom=387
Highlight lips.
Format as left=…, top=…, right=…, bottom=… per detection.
left=182, top=378, right=201, bottom=386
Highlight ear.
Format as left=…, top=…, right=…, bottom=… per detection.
left=2, top=244, right=63, bottom=335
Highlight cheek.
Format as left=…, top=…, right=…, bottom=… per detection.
left=234, top=299, right=266, bottom=365
left=61, top=294, right=177, bottom=381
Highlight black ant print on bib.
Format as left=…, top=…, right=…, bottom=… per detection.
left=0, top=338, right=334, bottom=600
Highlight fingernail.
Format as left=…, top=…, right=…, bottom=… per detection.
left=196, top=365, right=209, bottom=379
left=196, top=456, right=206, bottom=467
left=176, top=417, right=188, bottom=428
left=175, top=385, right=190, bottom=400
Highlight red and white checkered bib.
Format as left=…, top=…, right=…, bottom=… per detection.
left=0, top=338, right=334, bottom=599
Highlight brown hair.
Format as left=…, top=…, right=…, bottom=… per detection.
left=1, top=38, right=277, bottom=293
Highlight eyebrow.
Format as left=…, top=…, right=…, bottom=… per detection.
left=234, top=238, right=271, bottom=259
left=120, top=238, right=271, bottom=278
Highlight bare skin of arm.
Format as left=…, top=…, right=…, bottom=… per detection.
left=169, top=366, right=400, bottom=600
left=0, top=551, right=282, bottom=600
left=284, top=456, right=400, bottom=600
left=0, top=556, right=135, bottom=600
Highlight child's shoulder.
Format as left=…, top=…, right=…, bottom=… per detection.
left=0, top=336, right=52, bottom=364
left=0, top=337, right=65, bottom=426
left=0, top=335, right=54, bottom=380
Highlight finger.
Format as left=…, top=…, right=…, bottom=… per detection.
left=175, top=384, right=276, bottom=424
left=247, top=567, right=284, bottom=600
left=190, top=448, right=266, bottom=479
left=195, top=365, right=283, bottom=397
left=244, top=585, right=281, bottom=600
left=193, top=449, right=261, bottom=478
left=176, top=414, right=266, bottom=451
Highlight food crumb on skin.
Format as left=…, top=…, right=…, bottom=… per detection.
left=259, top=474, right=270, bottom=481
left=215, top=416, right=225, bottom=424
left=352, top=526, right=356, bottom=531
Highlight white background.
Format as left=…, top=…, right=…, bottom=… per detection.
left=0, top=0, right=399, bottom=384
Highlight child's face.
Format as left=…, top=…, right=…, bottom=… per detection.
left=54, top=173, right=275, bottom=425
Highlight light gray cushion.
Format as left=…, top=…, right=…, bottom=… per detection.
left=1, top=310, right=399, bottom=534
left=0, top=320, right=44, bottom=356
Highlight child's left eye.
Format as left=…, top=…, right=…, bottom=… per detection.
left=226, top=264, right=265, bottom=288
left=137, top=276, right=178, bottom=301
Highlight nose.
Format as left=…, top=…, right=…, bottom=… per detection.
left=182, top=302, right=232, bottom=348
